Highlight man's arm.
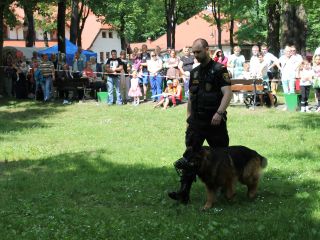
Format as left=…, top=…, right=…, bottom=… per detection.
left=211, top=85, right=232, bottom=126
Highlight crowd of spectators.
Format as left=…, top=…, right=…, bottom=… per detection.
left=2, top=43, right=320, bottom=112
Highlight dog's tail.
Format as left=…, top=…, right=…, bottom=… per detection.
left=260, top=156, right=268, bottom=169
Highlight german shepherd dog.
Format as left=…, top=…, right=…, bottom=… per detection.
left=184, top=145, right=267, bottom=210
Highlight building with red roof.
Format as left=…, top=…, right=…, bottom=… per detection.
left=131, top=10, right=243, bottom=57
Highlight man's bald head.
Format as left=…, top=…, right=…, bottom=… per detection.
left=193, top=38, right=209, bottom=48
left=192, top=38, right=210, bottom=64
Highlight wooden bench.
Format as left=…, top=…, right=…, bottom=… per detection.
left=230, top=79, right=267, bottom=109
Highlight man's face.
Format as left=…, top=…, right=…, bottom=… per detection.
left=183, top=48, right=190, bottom=56
left=252, top=47, right=259, bottom=56
left=142, top=45, right=147, bottom=53
left=120, top=53, right=126, bottom=59
left=261, top=47, right=268, bottom=55
left=111, top=51, right=117, bottom=59
left=291, top=47, right=297, bottom=55
left=192, top=42, right=208, bottom=64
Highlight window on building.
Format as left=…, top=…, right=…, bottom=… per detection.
left=100, top=52, right=104, bottom=63
left=108, top=31, right=113, bottom=38
left=102, top=31, right=107, bottom=38
left=106, top=52, right=110, bottom=60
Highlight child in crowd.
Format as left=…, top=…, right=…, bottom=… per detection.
left=128, top=70, right=142, bottom=106
left=239, top=62, right=251, bottom=79
left=299, top=60, right=314, bottom=112
left=313, top=55, right=320, bottom=112
left=154, top=80, right=176, bottom=109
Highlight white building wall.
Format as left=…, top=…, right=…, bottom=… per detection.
left=17, top=28, right=24, bottom=39
left=8, top=28, right=18, bottom=39
left=90, top=30, right=122, bottom=63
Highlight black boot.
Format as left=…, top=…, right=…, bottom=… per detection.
left=168, top=173, right=195, bottom=204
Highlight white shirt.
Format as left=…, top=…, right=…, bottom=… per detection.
left=147, top=58, right=163, bottom=74
left=249, top=56, right=260, bottom=77
left=263, top=52, right=279, bottom=72
left=279, top=55, right=296, bottom=80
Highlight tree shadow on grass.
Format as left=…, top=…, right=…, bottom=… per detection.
left=0, top=100, right=66, bottom=140
left=0, top=150, right=319, bottom=239
left=267, top=112, right=320, bottom=131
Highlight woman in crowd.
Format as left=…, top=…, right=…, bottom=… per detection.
left=312, top=55, right=320, bottom=112
left=172, top=79, right=182, bottom=105
left=213, top=49, right=228, bottom=67
left=166, top=49, right=180, bottom=81
left=228, top=46, right=245, bottom=79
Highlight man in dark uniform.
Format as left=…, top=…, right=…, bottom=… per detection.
left=168, top=38, right=232, bottom=204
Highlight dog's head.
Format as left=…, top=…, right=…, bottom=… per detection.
left=182, top=146, right=209, bottom=169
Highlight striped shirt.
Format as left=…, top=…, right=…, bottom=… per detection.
left=39, top=60, right=54, bottom=77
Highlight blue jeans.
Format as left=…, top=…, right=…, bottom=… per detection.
left=107, top=75, right=122, bottom=104
left=282, top=79, right=295, bottom=94
left=149, top=73, right=162, bottom=101
left=41, top=76, right=52, bottom=101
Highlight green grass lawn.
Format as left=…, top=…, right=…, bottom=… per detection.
left=0, top=99, right=320, bottom=240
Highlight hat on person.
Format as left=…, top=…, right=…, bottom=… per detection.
left=167, top=80, right=173, bottom=85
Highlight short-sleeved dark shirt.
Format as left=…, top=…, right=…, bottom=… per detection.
left=188, top=59, right=230, bottom=124
left=180, top=55, right=195, bottom=72
left=141, top=52, right=150, bottom=72
left=106, top=58, right=123, bottom=77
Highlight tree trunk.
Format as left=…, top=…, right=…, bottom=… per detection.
left=281, top=3, right=307, bottom=55
left=212, top=0, right=222, bottom=49
left=70, top=0, right=79, bottom=44
left=165, top=0, right=176, bottom=49
left=57, top=0, right=66, bottom=53
left=228, top=0, right=234, bottom=51
left=0, top=3, right=4, bottom=94
left=172, top=17, right=176, bottom=49
left=229, top=18, right=234, bottom=51
left=77, top=3, right=89, bottom=48
left=120, top=12, right=126, bottom=50
left=267, top=1, right=280, bottom=56
left=25, top=8, right=35, bottom=47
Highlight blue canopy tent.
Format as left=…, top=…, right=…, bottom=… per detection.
left=38, top=39, right=97, bottom=66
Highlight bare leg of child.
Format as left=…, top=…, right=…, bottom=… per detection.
left=154, top=98, right=164, bottom=108
left=163, top=98, right=169, bottom=109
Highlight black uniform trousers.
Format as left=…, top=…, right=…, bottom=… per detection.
left=182, top=117, right=229, bottom=180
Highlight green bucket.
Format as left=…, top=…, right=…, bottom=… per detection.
left=97, top=92, right=108, bottom=103
left=284, top=94, right=300, bottom=111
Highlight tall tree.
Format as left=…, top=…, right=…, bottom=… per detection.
left=70, top=0, right=79, bottom=44
left=0, top=0, right=15, bottom=95
left=281, top=2, right=307, bottom=55
left=76, top=0, right=89, bottom=47
left=57, top=0, right=66, bottom=53
left=90, top=0, right=151, bottom=50
left=210, top=0, right=223, bottom=49
left=23, top=5, right=36, bottom=47
left=164, top=0, right=176, bottom=49
left=36, top=3, right=57, bottom=47
left=267, top=0, right=280, bottom=56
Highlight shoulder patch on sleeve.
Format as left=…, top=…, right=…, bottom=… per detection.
left=223, top=72, right=231, bottom=83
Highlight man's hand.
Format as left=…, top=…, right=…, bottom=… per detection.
left=211, top=113, right=222, bottom=125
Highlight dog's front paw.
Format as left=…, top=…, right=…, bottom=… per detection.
left=202, top=202, right=213, bottom=211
